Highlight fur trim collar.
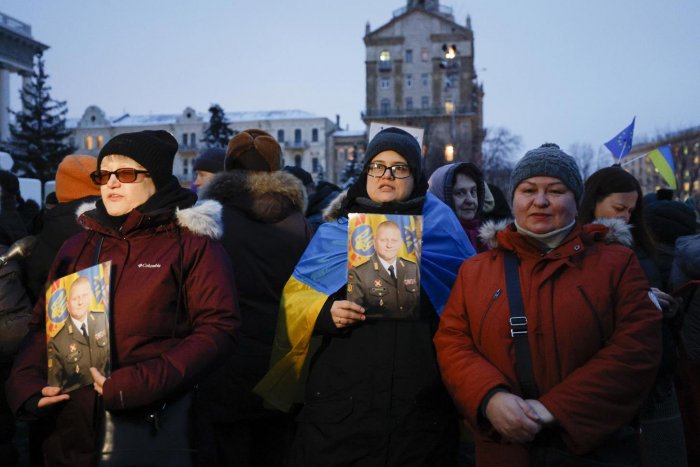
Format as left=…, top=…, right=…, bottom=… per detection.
left=75, top=199, right=223, bottom=239
left=322, top=190, right=347, bottom=222
left=478, top=217, right=633, bottom=249
left=201, top=170, right=307, bottom=214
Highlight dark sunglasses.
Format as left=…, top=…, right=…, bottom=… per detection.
left=90, top=168, right=151, bottom=186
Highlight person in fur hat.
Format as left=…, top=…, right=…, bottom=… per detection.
left=196, top=128, right=313, bottom=466
left=435, top=144, right=662, bottom=466
left=7, top=130, right=240, bottom=465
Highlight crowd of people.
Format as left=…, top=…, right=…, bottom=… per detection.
left=0, top=127, right=699, bottom=466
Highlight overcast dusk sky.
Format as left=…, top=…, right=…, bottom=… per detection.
left=3, top=0, right=699, bottom=156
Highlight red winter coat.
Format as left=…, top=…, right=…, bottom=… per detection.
left=435, top=220, right=662, bottom=466
left=7, top=200, right=239, bottom=465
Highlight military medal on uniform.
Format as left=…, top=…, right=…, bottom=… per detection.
left=45, top=262, right=113, bottom=393
left=346, top=213, right=423, bottom=320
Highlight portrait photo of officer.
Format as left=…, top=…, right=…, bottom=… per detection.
left=47, top=276, right=110, bottom=393
left=347, top=219, right=420, bottom=319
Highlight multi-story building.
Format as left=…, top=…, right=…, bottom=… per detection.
left=67, top=105, right=338, bottom=183
left=362, top=0, right=484, bottom=174
left=622, top=126, right=700, bottom=202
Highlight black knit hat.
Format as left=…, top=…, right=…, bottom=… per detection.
left=97, top=130, right=178, bottom=189
left=363, top=127, right=422, bottom=175
left=193, top=147, right=226, bottom=174
left=0, top=170, right=19, bottom=196
left=284, top=165, right=313, bottom=186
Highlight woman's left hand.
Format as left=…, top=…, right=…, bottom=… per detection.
left=525, top=399, right=555, bottom=425
left=90, top=367, right=106, bottom=395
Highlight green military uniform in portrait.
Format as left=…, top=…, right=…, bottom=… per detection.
left=347, top=252, right=420, bottom=320
left=47, top=311, right=110, bottom=393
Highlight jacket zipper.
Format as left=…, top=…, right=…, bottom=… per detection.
left=477, top=288, right=502, bottom=348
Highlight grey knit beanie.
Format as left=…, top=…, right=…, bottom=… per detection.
left=510, top=143, right=583, bottom=203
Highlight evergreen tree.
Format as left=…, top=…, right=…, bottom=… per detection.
left=3, top=53, right=75, bottom=183
left=201, top=104, right=234, bottom=148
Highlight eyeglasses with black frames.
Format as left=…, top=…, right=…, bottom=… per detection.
left=366, top=163, right=412, bottom=179
left=90, top=168, right=151, bottom=186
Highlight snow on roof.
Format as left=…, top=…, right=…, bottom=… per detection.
left=67, top=109, right=324, bottom=129
left=333, top=130, right=366, bottom=137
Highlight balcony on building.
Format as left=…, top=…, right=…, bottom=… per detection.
left=285, top=140, right=310, bottom=150
left=362, top=105, right=473, bottom=119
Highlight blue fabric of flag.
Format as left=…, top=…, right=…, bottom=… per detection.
left=604, top=117, right=636, bottom=160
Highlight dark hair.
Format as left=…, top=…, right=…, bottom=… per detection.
left=579, top=166, right=655, bottom=255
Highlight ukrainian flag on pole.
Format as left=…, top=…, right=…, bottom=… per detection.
left=648, top=145, right=677, bottom=189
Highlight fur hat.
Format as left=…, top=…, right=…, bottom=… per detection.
left=97, top=130, right=178, bottom=189
left=225, top=129, right=281, bottom=172
left=193, top=147, right=226, bottom=174
left=363, top=127, right=422, bottom=175
left=510, top=143, right=583, bottom=203
left=55, top=155, right=100, bottom=203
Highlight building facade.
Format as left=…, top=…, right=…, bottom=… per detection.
left=67, top=105, right=338, bottom=183
left=362, top=0, right=484, bottom=175
left=622, top=126, right=700, bottom=202
left=0, top=11, right=48, bottom=141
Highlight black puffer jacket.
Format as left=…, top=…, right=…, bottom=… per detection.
left=24, top=196, right=100, bottom=303
left=198, top=170, right=312, bottom=419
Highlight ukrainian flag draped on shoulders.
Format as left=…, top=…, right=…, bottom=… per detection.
left=254, top=192, right=475, bottom=412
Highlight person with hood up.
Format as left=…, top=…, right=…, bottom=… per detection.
left=428, top=162, right=488, bottom=252
left=7, top=130, right=239, bottom=466
left=255, top=127, right=475, bottom=466
left=435, top=143, right=661, bottom=466
left=197, top=129, right=313, bottom=466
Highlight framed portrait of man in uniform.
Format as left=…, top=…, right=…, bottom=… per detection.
left=347, top=213, right=422, bottom=320
left=45, top=261, right=112, bottom=393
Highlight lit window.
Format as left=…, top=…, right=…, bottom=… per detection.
left=348, top=147, right=355, bottom=161
left=421, top=48, right=429, bottom=62
left=85, top=136, right=94, bottom=150
left=445, top=145, right=454, bottom=162
left=445, top=101, right=455, bottom=114
left=683, top=182, right=690, bottom=192
left=96, top=135, right=104, bottom=149
left=379, top=50, right=391, bottom=61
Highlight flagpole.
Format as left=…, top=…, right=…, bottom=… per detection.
left=616, top=141, right=627, bottom=164
left=620, top=151, right=649, bottom=167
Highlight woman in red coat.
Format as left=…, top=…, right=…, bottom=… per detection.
left=435, top=143, right=662, bottom=466
left=7, top=131, right=239, bottom=466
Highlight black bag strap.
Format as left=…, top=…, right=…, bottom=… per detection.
left=503, top=251, right=540, bottom=399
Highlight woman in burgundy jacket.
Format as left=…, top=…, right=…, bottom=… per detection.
left=7, top=130, right=240, bottom=466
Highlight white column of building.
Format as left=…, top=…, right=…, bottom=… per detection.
left=0, top=67, right=10, bottom=141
